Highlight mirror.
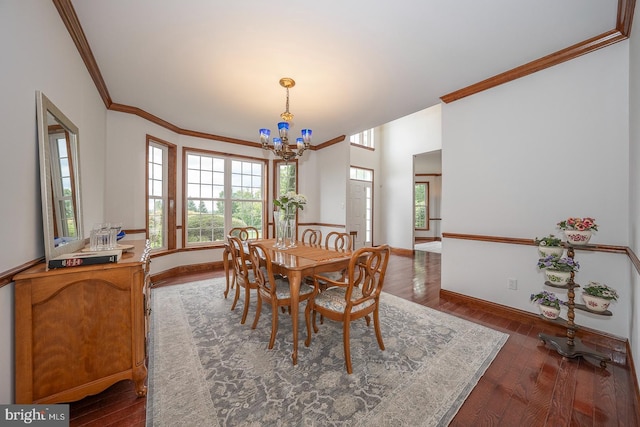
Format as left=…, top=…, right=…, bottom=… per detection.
left=36, top=91, right=84, bottom=262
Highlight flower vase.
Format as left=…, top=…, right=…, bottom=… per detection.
left=286, top=218, right=297, bottom=248
left=539, top=305, right=560, bottom=319
left=581, top=293, right=611, bottom=312
left=564, top=229, right=592, bottom=245
left=273, top=211, right=280, bottom=247
left=275, top=212, right=287, bottom=248
left=544, top=269, right=571, bottom=286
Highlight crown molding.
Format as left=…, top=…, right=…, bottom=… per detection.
left=54, top=0, right=635, bottom=141
left=441, top=0, right=635, bottom=103
left=52, top=0, right=112, bottom=108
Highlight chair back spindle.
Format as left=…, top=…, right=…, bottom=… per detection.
left=301, top=228, right=322, bottom=246
left=325, top=231, right=352, bottom=252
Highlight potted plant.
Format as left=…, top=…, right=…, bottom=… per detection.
left=534, top=234, right=563, bottom=258
left=557, top=217, right=598, bottom=245
left=530, top=290, right=565, bottom=319
left=581, top=281, right=618, bottom=312
left=274, top=191, right=307, bottom=219
left=537, top=255, right=580, bottom=286
left=273, top=192, right=307, bottom=248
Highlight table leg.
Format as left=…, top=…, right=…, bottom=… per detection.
left=289, top=271, right=302, bottom=365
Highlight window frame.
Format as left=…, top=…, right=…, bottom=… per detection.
left=182, top=147, right=267, bottom=247
left=414, top=181, right=430, bottom=230
left=349, top=128, right=375, bottom=150
left=349, top=166, right=374, bottom=245
left=146, top=135, right=177, bottom=251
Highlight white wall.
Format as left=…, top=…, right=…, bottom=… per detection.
left=442, top=42, right=631, bottom=337
left=0, top=1, right=107, bottom=402
left=628, top=12, right=640, bottom=384
left=378, top=104, right=442, bottom=249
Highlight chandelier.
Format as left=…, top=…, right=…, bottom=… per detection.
left=259, top=77, right=312, bottom=162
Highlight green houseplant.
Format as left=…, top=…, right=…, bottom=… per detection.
left=274, top=191, right=307, bottom=219
left=534, top=234, right=563, bottom=258
left=530, top=290, right=565, bottom=319
left=581, top=282, right=618, bottom=312
left=537, top=255, right=580, bottom=272
left=557, top=217, right=598, bottom=245
left=537, top=255, right=579, bottom=286
left=530, top=290, right=565, bottom=309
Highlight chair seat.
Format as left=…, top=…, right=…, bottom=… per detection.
left=313, top=286, right=375, bottom=313
left=273, top=279, right=314, bottom=299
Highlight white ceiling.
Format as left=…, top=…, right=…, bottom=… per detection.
left=71, top=0, right=617, bottom=145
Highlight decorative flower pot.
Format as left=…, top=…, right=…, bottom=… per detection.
left=539, top=305, right=560, bottom=319
left=564, top=229, right=592, bottom=245
left=537, top=245, right=564, bottom=259
left=544, top=269, right=571, bottom=286
left=581, top=293, right=611, bottom=312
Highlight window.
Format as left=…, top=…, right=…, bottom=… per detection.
left=414, top=182, right=429, bottom=230
left=147, top=136, right=176, bottom=250
left=49, top=130, right=77, bottom=238
left=349, top=167, right=373, bottom=245
left=184, top=149, right=265, bottom=246
left=349, top=167, right=373, bottom=181
left=276, top=160, right=297, bottom=197
left=349, top=128, right=375, bottom=149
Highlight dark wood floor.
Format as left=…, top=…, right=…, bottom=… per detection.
left=68, top=251, right=640, bottom=426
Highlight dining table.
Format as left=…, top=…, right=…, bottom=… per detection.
left=224, top=237, right=354, bottom=365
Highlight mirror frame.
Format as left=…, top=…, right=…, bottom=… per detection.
left=36, top=91, right=85, bottom=262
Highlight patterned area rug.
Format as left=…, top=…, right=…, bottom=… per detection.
left=146, top=279, right=507, bottom=426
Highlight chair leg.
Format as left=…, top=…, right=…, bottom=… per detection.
left=240, top=285, right=251, bottom=324
left=252, top=296, right=262, bottom=329
left=230, top=280, right=240, bottom=311
left=312, top=309, right=319, bottom=333
left=364, top=314, right=371, bottom=326
left=268, top=302, right=279, bottom=349
left=304, top=300, right=314, bottom=347
left=224, top=271, right=230, bottom=298
left=343, top=321, right=353, bottom=374
left=373, top=308, right=385, bottom=350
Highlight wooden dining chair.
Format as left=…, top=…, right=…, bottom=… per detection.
left=301, top=228, right=322, bottom=246
left=247, top=241, right=315, bottom=350
left=227, top=235, right=259, bottom=324
left=315, top=231, right=353, bottom=287
left=304, top=244, right=391, bottom=374
left=325, top=231, right=352, bottom=252
left=224, top=226, right=260, bottom=298
left=229, top=226, right=260, bottom=241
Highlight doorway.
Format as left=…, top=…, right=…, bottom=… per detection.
left=413, top=150, right=442, bottom=248
left=348, top=167, right=373, bottom=249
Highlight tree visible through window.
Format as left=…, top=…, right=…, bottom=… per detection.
left=185, top=150, right=265, bottom=245
left=414, top=182, right=429, bottom=230
left=147, top=136, right=176, bottom=251
left=148, top=143, right=167, bottom=249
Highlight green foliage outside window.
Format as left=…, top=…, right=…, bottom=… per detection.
left=278, top=164, right=296, bottom=196
left=414, top=183, right=428, bottom=229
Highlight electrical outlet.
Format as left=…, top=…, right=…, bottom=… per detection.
left=508, top=278, right=517, bottom=290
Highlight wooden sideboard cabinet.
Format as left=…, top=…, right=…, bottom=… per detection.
left=14, top=240, right=151, bottom=404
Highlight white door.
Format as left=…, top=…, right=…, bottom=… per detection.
left=348, top=179, right=372, bottom=248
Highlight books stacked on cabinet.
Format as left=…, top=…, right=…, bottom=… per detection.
left=48, top=249, right=122, bottom=269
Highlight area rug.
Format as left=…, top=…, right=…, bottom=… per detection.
left=414, top=241, right=442, bottom=253
left=146, top=279, right=507, bottom=427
